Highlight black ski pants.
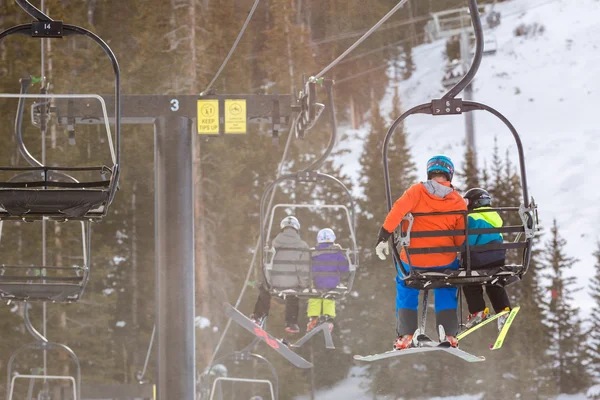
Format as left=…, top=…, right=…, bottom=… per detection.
left=462, top=259, right=511, bottom=314
left=253, top=284, right=299, bottom=325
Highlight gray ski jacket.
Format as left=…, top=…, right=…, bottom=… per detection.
left=269, top=228, right=311, bottom=289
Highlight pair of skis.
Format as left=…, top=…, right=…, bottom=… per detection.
left=354, top=326, right=485, bottom=363
left=224, top=303, right=334, bottom=369
left=457, top=306, right=521, bottom=350
left=354, top=307, right=521, bottom=363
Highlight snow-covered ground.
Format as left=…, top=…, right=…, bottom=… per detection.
left=294, top=367, right=590, bottom=400
left=339, top=0, right=600, bottom=316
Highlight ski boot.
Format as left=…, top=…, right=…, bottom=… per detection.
left=320, top=315, right=334, bottom=332
left=393, top=334, right=414, bottom=350
left=249, top=313, right=266, bottom=327
left=497, top=307, right=511, bottom=331
left=306, top=317, right=319, bottom=332
left=285, top=323, right=300, bottom=334
left=465, top=307, right=489, bottom=329
left=438, top=325, right=458, bottom=348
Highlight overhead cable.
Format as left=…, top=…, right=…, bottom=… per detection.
left=201, top=0, right=260, bottom=95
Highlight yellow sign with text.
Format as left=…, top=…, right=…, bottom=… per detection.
left=224, top=99, right=247, bottom=134
left=197, top=100, right=219, bottom=134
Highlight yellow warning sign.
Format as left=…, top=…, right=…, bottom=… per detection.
left=197, top=100, right=219, bottom=134
left=224, top=99, right=247, bottom=134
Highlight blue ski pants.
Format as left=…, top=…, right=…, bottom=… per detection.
left=395, top=258, right=460, bottom=336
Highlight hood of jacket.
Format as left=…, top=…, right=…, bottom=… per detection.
left=273, top=228, right=307, bottom=248
left=422, top=180, right=454, bottom=199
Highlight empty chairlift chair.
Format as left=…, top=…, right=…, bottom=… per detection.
left=0, top=2, right=121, bottom=222
left=0, top=219, right=91, bottom=302
left=0, top=0, right=120, bottom=302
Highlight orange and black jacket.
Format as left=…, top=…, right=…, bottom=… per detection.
left=378, top=180, right=467, bottom=268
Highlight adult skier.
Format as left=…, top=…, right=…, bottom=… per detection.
left=375, top=155, right=466, bottom=349
left=250, top=216, right=310, bottom=333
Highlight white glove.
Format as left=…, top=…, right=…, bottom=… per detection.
left=375, top=241, right=390, bottom=260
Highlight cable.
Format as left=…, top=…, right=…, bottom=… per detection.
left=335, top=63, right=391, bottom=84
left=206, top=113, right=299, bottom=368
left=312, top=14, right=431, bottom=46
left=200, top=0, right=260, bottom=95
left=336, top=37, right=413, bottom=66
left=335, top=40, right=445, bottom=85
left=136, top=325, right=156, bottom=383
left=314, top=0, right=409, bottom=80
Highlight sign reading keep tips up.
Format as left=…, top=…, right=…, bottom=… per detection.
left=197, top=100, right=219, bottom=134
left=224, top=99, right=247, bottom=134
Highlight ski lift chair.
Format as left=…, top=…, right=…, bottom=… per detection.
left=0, top=1, right=121, bottom=222
left=383, top=0, right=538, bottom=291
left=7, top=304, right=81, bottom=400
left=0, top=218, right=91, bottom=302
left=393, top=205, right=537, bottom=290
left=260, top=172, right=358, bottom=301
left=383, top=98, right=538, bottom=290
left=202, top=343, right=278, bottom=400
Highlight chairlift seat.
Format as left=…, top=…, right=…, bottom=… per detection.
left=265, top=246, right=354, bottom=299
left=272, top=284, right=350, bottom=300
left=403, top=264, right=525, bottom=290
left=0, top=281, right=85, bottom=302
left=0, top=188, right=109, bottom=220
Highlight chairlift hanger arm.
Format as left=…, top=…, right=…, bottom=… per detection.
left=16, top=0, right=52, bottom=22
left=442, top=0, right=484, bottom=99
left=303, top=79, right=336, bottom=172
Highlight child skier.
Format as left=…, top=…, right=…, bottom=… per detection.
left=461, top=188, right=512, bottom=330
left=375, top=155, right=466, bottom=350
left=306, top=228, right=349, bottom=332
left=250, top=216, right=310, bottom=334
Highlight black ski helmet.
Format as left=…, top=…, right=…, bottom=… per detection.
left=464, top=188, right=492, bottom=210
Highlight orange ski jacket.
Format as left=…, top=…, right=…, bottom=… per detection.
left=382, top=181, right=466, bottom=267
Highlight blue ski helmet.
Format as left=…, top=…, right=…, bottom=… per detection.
left=426, top=155, right=455, bottom=181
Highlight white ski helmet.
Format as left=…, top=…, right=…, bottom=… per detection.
left=317, top=228, right=336, bottom=243
left=280, top=216, right=300, bottom=231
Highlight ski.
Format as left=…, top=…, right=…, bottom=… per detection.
left=354, top=334, right=484, bottom=363
left=223, top=303, right=313, bottom=369
left=490, top=306, right=521, bottom=350
left=354, top=346, right=442, bottom=362
left=456, top=309, right=510, bottom=341
left=290, top=321, right=335, bottom=349
left=438, top=341, right=486, bottom=362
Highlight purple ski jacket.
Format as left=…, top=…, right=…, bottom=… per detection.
left=311, top=243, right=349, bottom=289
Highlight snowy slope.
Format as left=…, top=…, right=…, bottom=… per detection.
left=340, top=0, right=600, bottom=315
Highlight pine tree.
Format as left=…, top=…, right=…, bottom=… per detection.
left=352, top=94, right=420, bottom=398
left=501, top=225, right=556, bottom=398
left=456, top=144, right=479, bottom=192
left=542, top=219, right=591, bottom=394
left=488, top=137, right=511, bottom=206
left=587, top=242, right=600, bottom=381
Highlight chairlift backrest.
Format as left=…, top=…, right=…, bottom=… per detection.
left=261, top=196, right=358, bottom=297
